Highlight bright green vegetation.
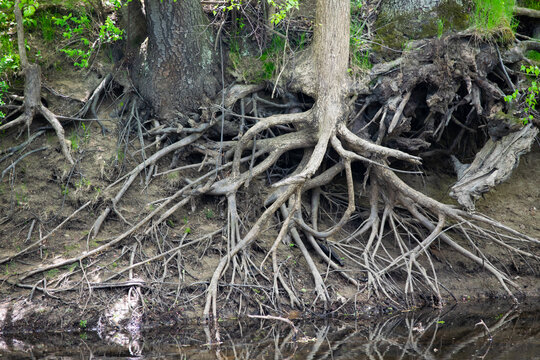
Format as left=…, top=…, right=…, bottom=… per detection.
left=471, top=0, right=516, bottom=39
left=0, top=80, right=8, bottom=120
left=0, top=0, right=22, bottom=120
left=350, top=1, right=371, bottom=71
left=526, top=50, right=540, bottom=62
left=504, top=65, right=539, bottom=125
left=54, top=12, right=123, bottom=68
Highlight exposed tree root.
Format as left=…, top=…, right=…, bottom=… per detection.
left=4, top=5, right=539, bottom=332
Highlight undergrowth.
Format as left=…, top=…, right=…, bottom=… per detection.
left=350, top=0, right=371, bottom=73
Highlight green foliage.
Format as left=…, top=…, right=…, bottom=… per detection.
left=266, top=0, right=299, bottom=25
left=350, top=2, right=371, bottom=72
left=260, top=35, right=284, bottom=78
left=204, top=209, right=214, bottom=219
left=229, top=34, right=284, bottom=83
left=46, top=268, right=59, bottom=278
left=471, top=0, right=516, bottom=37
left=105, top=0, right=133, bottom=10
left=116, top=148, right=125, bottom=162
left=351, top=0, right=362, bottom=11
left=75, top=177, right=91, bottom=189
left=38, top=11, right=57, bottom=42
left=0, top=80, right=8, bottom=120
left=437, top=18, right=444, bottom=38
left=53, top=11, right=123, bottom=68
left=79, top=319, right=87, bottom=328
left=215, top=0, right=298, bottom=25
left=69, top=131, right=79, bottom=150
left=99, top=17, right=123, bottom=43
left=0, top=1, right=21, bottom=88
left=504, top=64, right=539, bottom=125
left=53, top=13, right=91, bottom=67
left=526, top=50, right=540, bottom=62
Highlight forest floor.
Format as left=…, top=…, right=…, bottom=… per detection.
left=1, top=15, right=540, bottom=333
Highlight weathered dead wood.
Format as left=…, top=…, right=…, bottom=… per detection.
left=513, top=6, right=540, bottom=19
left=450, top=124, right=538, bottom=210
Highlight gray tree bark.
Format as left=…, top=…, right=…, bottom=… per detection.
left=132, top=0, right=220, bottom=118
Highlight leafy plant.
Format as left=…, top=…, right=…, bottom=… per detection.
left=79, top=319, right=87, bottom=328
left=504, top=64, right=539, bottom=125
left=437, top=19, right=444, bottom=38
left=99, top=17, right=123, bottom=43
left=75, top=177, right=91, bottom=189
left=204, top=209, right=214, bottom=219
left=54, top=12, right=123, bottom=68
left=0, top=80, right=8, bottom=120
left=266, top=0, right=299, bottom=25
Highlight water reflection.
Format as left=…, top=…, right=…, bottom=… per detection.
left=0, top=301, right=538, bottom=359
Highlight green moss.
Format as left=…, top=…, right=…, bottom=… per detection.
left=374, top=0, right=470, bottom=60
left=436, top=0, right=471, bottom=31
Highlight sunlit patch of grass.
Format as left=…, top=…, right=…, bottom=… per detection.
left=471, top=0, right=516, bottom=41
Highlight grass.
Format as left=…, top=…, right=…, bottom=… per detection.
left=471, top=0, right=517, bottom=40
left=38, top=11, right=58, bottom=43
left=350, top=3, right=372, bottom=72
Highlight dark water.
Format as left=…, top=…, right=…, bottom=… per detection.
left=1, top=302, right=539, bottom=359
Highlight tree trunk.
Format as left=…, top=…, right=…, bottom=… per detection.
left=305, top=0, right=350, bottom=174
left=132, top=0, right=220, bottom=118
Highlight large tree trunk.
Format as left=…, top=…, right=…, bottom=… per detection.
left=303, top=0, right=350, bottom=176
left=132, top=0, right=220, bottom=118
